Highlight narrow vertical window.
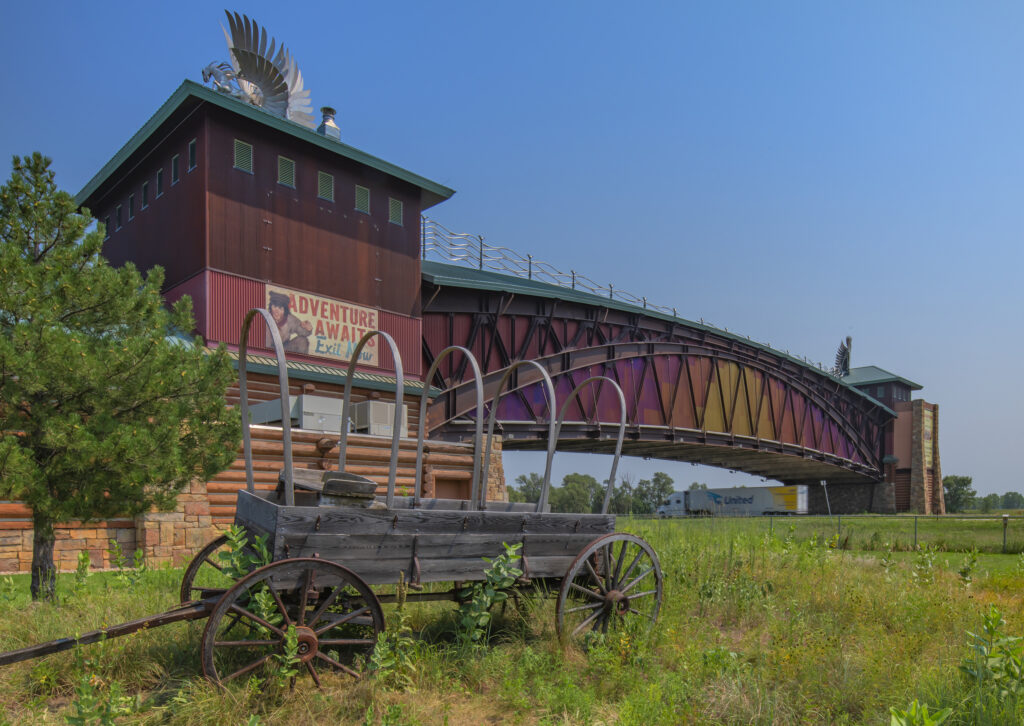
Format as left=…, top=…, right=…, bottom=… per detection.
left=233, top=139, right=253, bottom=173
left=104, top=216, right=110, bottom=239
left=388, top=198, right=403, bottom=226
left=188, top=139, right=197, bottom=171
left=128, top=194, right=135, bottom=220
left=171, top=155, right=180, bottom=184
left=141, top=182, right=149, bottom=209
left=355, top=185, right=370, bottom=214
left=116, top=205, right=123, bottom=230
left=317, top=171, right=334, bottom=201
left=156, top=168, right=164, bottom=197
left=277, top=156, right=295, bottom=188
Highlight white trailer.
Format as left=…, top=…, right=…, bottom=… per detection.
left=656, top=485, right=808, bottom=517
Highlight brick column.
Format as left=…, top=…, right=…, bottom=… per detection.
left=910, top=400, right=943, bottom=514
left=484, top=435, right=507, bottom=502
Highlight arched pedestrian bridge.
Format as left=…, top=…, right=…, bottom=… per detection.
left=420, top=261, right=893, bottom=486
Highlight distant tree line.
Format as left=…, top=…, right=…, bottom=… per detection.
left=942, top=475, right=1024, bottom=513
left=507, top=472, right=677, bottom=514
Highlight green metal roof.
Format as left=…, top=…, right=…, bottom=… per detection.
left=422, top=261, right=897, bottom=417
left=224, top=350, right=440, bottom=398
left=843, top=366, right=922, bottom=391
left=76, top=80, right=455, bottom=210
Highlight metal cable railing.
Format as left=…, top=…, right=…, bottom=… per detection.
left=421, top=217, right=676, bottom=314
left=420, top=216, right=842, bottom=378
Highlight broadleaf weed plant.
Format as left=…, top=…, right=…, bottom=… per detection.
left=72, top=550, right=91, bottom=594
left=270, top=625, right=300, bottom=688
left=0, top=575, right=16, bottom=603
left=957, top=548, right=978, bottom=589
left=107, top=539, right=147, bottom=587
left=888, top=699, right=953, bottom=726
left=63, top=674, right=136, bottom=726
left=456, top=542, right=523, bottom=648
left=371, top=573, right=418, bottom=690
left=879, top=542, right=896, bottom=580
left=218, top=524, right=272, bottom=579
left=912, top=545, right=936, bottom=586
left=960, top=604, right=1024, bottom=699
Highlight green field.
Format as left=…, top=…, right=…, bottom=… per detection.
left=1, top=517, right=1023, bottom=725
left=699, top=514, right=1024, bottom=554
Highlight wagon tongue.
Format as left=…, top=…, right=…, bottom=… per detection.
left=0, top=599, right=214, bottom=667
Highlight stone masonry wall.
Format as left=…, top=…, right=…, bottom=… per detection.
left=0, top=522, right=136, bottom=573
left=134, top=479, right=220, bottom=568
left=910, top=400, right=944, bottom=514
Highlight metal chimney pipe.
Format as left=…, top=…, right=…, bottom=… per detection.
left=317, top=106, right=340, bottom=140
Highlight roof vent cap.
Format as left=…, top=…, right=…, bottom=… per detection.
left=317, top=106, right=341, bottom=141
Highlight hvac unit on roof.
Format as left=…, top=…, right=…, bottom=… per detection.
left=247, top=394, right=343, bottom=434
left=352, top=401, right=408, bottom=437
left=246, top=396, right=408, bottom=437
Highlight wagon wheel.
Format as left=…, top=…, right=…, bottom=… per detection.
left=180, top=535, right=232, bottom=603
left=201, top=558, right=384, bottom=687
left=555, top=533, right=662, bottom=644
left=180, top=533, right=271, bottom=603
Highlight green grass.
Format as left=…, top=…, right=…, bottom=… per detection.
left=715, top=514, right=1024, bottom=554
left=1, top=519, right=1023, bottom=724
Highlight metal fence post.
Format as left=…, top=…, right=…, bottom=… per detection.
left=837, top=514, right=841, bottom=536
left=914, top=516, right=918, bottom=549
left=1003, top=514, right=1009, bottom=554
left=769, top=514, right=773, bottom=537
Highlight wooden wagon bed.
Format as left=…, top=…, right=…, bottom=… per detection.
left=235, top=489, right=615, bottom=585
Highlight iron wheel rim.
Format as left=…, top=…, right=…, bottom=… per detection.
left=555, top=533, right=663, bottom=644
left=200, top=558, right=384, bottom=686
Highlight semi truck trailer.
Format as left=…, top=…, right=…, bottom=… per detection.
left=656, top=485, right=809, bottom=517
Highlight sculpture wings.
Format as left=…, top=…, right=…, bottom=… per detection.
left=833, top=337, right=851, bottom=377
left=203, top=11, right=315, bottom=129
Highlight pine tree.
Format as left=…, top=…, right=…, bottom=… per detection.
left=0, top=153, right=240, bottom=600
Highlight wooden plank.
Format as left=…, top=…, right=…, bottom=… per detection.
left=261, top=553, right=577, bottom=585
left=234, top=489, right=279, bottom=535
left=386, top=498, right=537, bottom=512
left=274, top=506, right=615, bottom=537
left=280, top=532, right=597, bottom=561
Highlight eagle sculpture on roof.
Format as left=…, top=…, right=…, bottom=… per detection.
left=202, top=11, right=316, bottom=129
left=833, top=336, right=852, bottom=377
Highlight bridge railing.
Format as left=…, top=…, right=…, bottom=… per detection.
left=421, top=216, right=680, bottom=317
left=420, top=216, right=844, bottom=379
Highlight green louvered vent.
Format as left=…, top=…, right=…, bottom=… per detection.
left=277, top=156, right=296, bottom=188
left=388, top=198, right=403, bottom=226
left=317, top=171, right=334, bottom=201
left=355, top=185, right=370, bottom=214
left=233, top=139, right=253, bottom=174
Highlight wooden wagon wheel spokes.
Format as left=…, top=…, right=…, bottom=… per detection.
left=201, top=558, right=384, bottom=687
left=180, top=535, right=264, bottom=604
left=180, top=535, right=232, bottom=603
left=555, top=533, right=663, bottom=644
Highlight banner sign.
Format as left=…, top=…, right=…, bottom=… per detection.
left=923, top=408, right=934, bottom=468
left=265, top=285, right=379, bottom=366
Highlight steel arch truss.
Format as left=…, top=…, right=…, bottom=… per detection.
left=422, top=293, right=891, bottom=485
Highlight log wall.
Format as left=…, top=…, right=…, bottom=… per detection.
left=0, top=425, right=503, bottom=573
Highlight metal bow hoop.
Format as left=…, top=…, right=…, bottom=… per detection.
left=552, top=376, right=627, bottom=515
left=238, top=308, right=296, bottom=505
left=415, top=347, right=484, bottom=509
left=481, top=361, right=558, bottom=513
left=338, top=331, right=405, bottom=508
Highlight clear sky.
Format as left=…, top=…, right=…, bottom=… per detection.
left=2, top=2, right=1021, bottom=495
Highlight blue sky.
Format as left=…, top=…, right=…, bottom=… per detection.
left=2, top=2, right=1021, bottom=495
